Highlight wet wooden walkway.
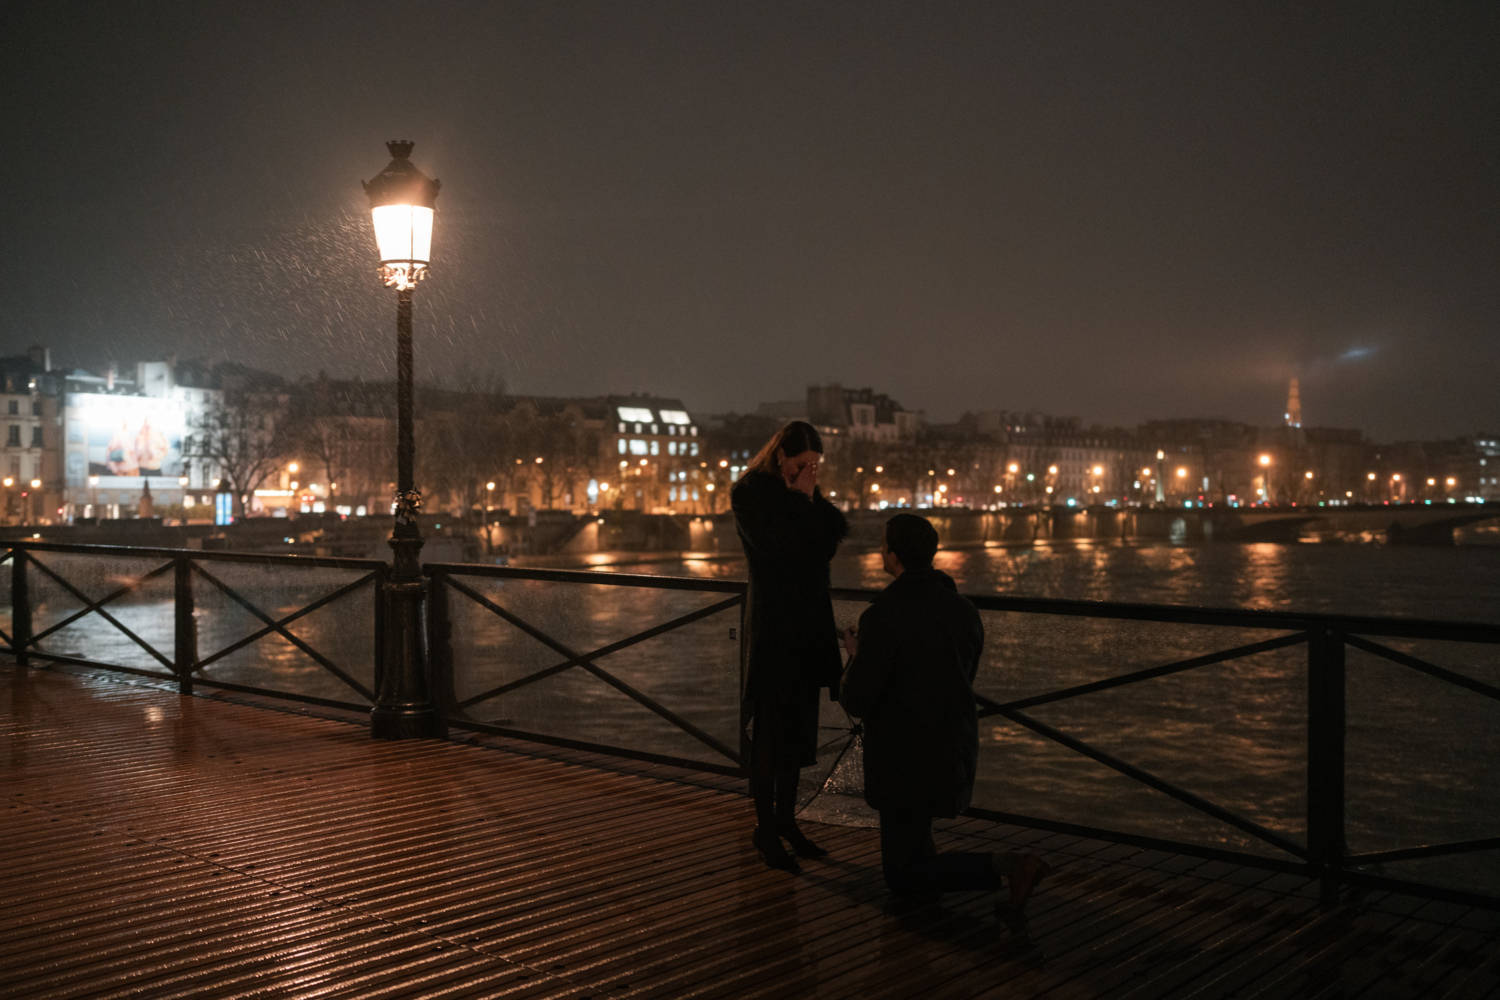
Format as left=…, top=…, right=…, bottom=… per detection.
left=3, top=664, right=1500, bottom=999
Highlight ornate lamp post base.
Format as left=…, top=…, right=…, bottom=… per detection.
left=372, top=528, right=444, bottom=740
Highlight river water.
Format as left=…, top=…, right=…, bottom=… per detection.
left=13, top=540, right=1500, bottom=896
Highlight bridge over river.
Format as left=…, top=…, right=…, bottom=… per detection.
left=895, top=503, right=1500, bottom=549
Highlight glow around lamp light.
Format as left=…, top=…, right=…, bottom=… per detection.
left=362, top=141, right=441, bottom=290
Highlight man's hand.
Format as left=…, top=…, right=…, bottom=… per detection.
left=842, top=626, right=858, bottom=658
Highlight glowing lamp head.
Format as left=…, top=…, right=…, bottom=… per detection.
left=1259, top=454, right=1271, bottom=466
left=363, top=141, right=441, bottom=290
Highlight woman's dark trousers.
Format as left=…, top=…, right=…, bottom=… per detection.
left=750, top=733, right=801, bottom=834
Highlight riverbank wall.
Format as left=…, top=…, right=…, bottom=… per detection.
left=4, top=503, right=1494, bottom=563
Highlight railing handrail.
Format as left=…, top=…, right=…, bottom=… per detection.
left=836, top=586, right=1500, bottom=643
left=9, top=544, right=1497, bottom=643
left=7, top=539, right=386, bottom=571
left=423, top=561, right=747, bottom=594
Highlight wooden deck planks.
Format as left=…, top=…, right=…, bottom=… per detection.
left=3, top=663, right=1499, bottom=999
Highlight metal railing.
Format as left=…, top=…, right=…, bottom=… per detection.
left=425, top=563, right=746, bottom=776
left=871, top=588, right=1500, bottom=906
left=3, top=540, right=1499, bottom=906
left=2, top=541, right=383, bottom=713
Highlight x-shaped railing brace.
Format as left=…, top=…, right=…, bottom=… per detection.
left=976, top=630, right=1314, bottom=858
left=191, top=563, right=377, bottom=703
left=443, top=574, right=742, bottom=764
left=25, top=554, right=178, bottom=672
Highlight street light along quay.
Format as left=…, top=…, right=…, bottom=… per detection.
left=363, top=140, right=443, bottom=740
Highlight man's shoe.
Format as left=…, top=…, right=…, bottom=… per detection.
left=1008, top=854, right=1051, bottom=910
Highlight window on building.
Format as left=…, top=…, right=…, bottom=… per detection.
left=30, top=401, right=41, bottom=416
left=618, top=438, right=627, bottom=454
left=5, top=401, right=15, bottom=415
left=629, top=439, right=648, bottom=456
left=649, top=440, right=660, bottom=456
left=5, top=426, right=18, bottom=447
left=30, top=427, right=42, bottom=447
left=690, top=442, right=699, bottom=456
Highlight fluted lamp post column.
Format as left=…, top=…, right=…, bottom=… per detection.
left=363, top=140, right=445, bottom=739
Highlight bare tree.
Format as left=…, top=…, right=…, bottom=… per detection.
left=184, top=390, right=292, bottom=519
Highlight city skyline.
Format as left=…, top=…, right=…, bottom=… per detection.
left=22, top=348, right=1494, bottom=447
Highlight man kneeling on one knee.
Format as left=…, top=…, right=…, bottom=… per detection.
left=840, top=513, right=1049, bottom=908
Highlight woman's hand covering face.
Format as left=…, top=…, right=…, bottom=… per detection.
left=781, top=449, right=821, bottom=496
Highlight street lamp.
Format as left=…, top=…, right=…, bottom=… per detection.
left=363, top=140, right=442, bottom=740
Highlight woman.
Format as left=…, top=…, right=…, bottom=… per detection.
left=731, top=420, right=849, bottom=869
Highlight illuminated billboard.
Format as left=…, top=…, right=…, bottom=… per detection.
left=66, top=394, right=188, bottom=488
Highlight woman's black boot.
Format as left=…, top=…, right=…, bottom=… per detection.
left=775, top=766, right=828, bottom=858
left=752, top=826, right=800, bottom=872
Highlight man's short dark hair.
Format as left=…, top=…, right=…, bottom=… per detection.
left=885, top=513, right=939, bottom=570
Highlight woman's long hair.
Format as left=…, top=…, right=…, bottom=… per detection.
left=744, top=420, right=824, bottom=478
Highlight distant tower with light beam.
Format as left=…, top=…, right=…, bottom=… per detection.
left=1285, top=377, right=1302, bottom=428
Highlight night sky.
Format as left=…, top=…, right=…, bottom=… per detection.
left=6, top=2, right=1498, bottom=440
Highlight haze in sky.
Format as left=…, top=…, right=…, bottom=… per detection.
left=5, top=2, right=1497, bottom=440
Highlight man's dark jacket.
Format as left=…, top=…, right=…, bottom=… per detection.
left=839, top=567, right=984, bottom=817
left=731, top=470, right=848, bottom=701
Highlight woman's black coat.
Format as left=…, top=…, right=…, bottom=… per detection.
left=839, top=567, right=985, bottom=818
left=731, top=470, right=849, bottom=702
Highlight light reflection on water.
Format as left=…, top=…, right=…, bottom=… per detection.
left=10, top=542, right=1499, bottom=894
left=650, top=541, right=1500, bottom=624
